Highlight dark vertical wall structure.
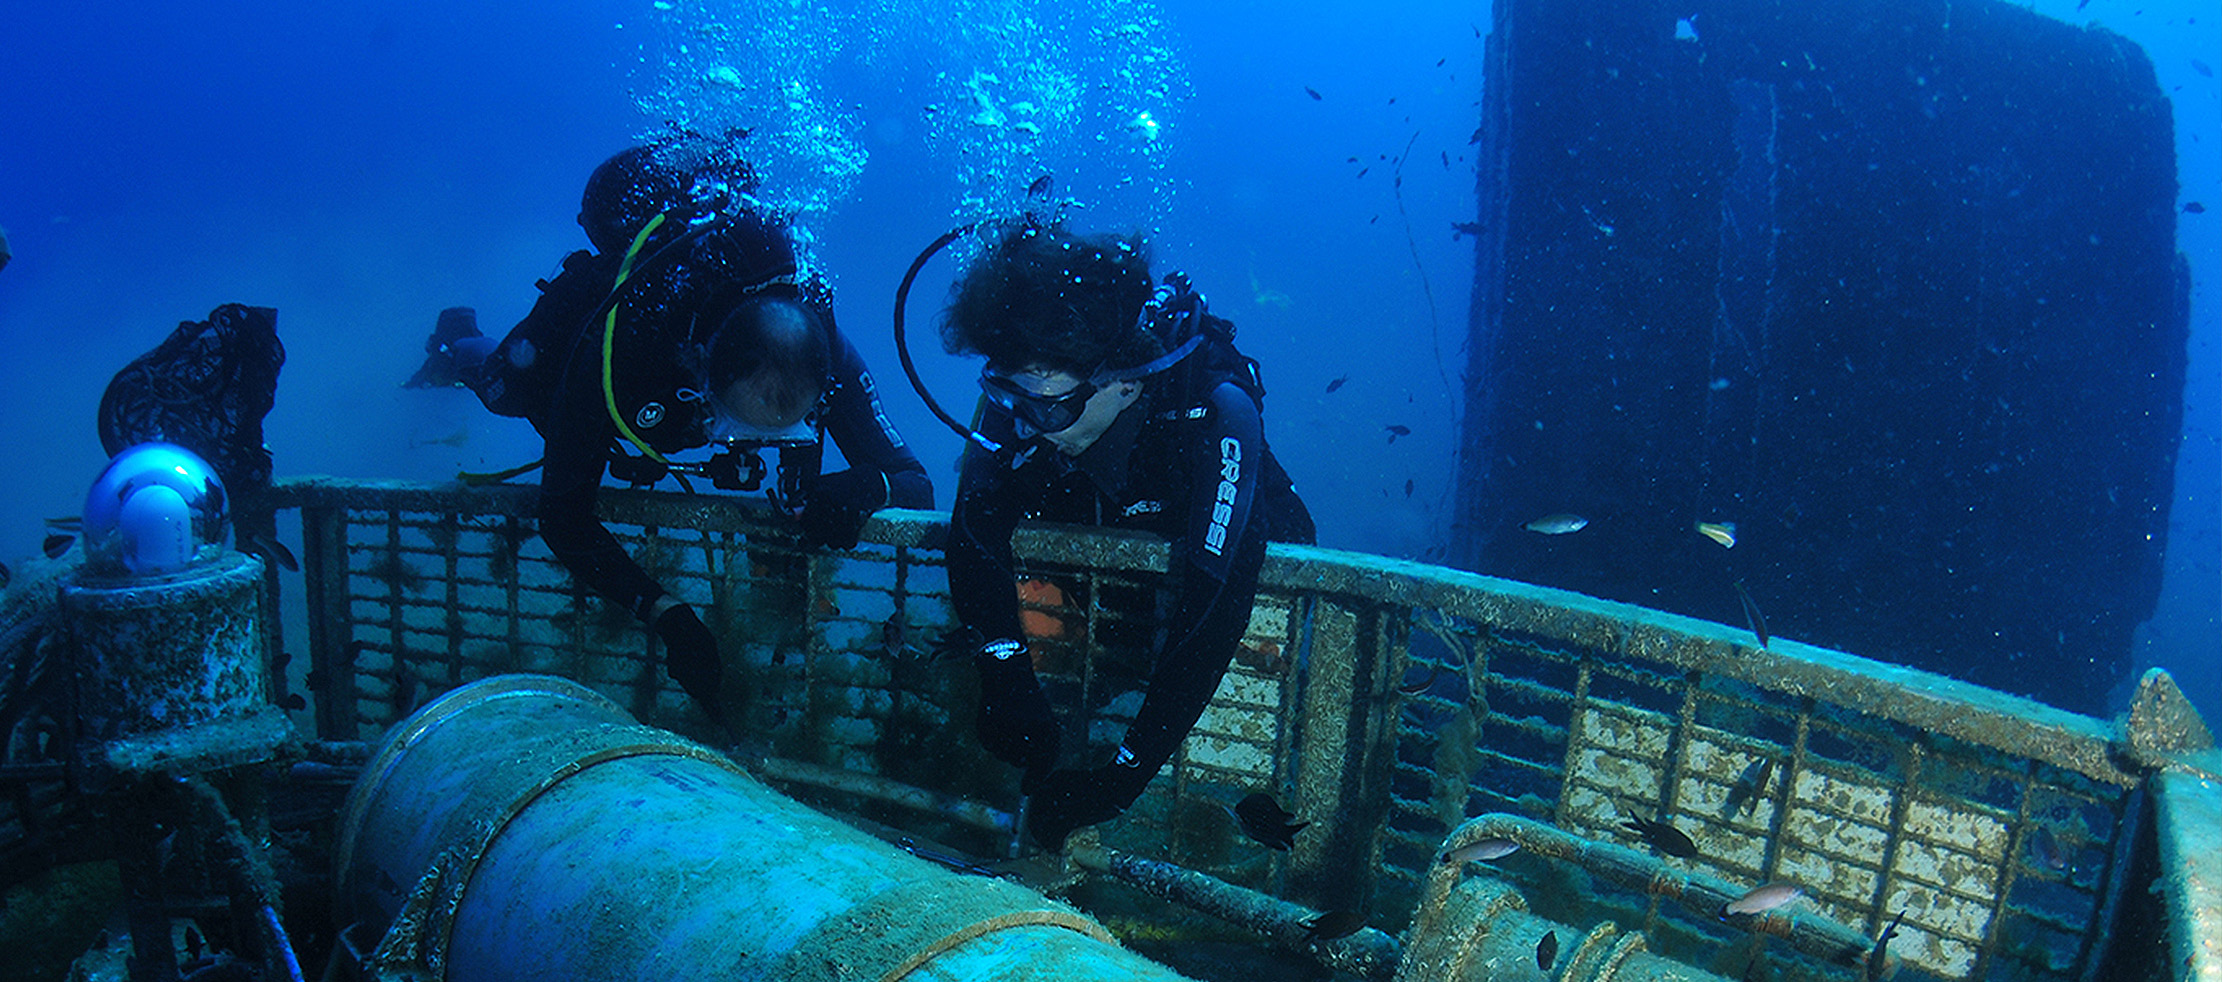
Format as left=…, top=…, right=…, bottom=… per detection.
left=1455, top=0, right=2185, bottom=715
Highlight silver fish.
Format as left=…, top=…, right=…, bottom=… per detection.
left=1723, top=882, right=1803, bottom=916
left=1524, top=513, right=1589, bottom=535
left=1440, top=836, right=1520, bottom=864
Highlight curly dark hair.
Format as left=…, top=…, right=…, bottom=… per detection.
left=939, top=223, right=1163, bottom=376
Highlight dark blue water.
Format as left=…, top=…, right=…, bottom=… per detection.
left=1, top=0, right=2212, bottom=717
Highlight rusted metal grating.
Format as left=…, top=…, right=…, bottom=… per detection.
left=1376, top=608, right=2133, bottom=982
left=247, top=479, right=2143, bottom=978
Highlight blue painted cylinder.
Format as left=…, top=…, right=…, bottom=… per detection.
left=337, top=675, right=1194, bottom=982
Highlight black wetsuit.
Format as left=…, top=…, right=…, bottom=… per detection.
left=946, top=320, right=1312, bottom=835
left=479, top=209, right=931, bottom=621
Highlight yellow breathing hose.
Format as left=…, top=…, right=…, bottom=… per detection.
left=603, top=212, right=671, bottom=463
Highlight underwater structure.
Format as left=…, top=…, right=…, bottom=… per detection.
left=0, top=2, right=2211, bottom=979
left=1451, top=0, right=2188, bottom=714
left=3, top=471, right=2219, bottom=982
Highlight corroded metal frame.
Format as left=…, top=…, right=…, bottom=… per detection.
left=234, top=477, right=2214, bottom=981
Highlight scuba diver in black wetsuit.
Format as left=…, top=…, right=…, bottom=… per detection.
left=931, top=222, right=1314, bottom=849
left=407, top=144, right=932, bottom=727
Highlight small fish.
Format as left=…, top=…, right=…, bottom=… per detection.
left=2029, top=824, right=2070, bottom=872
left=1356, top=166, right=1370, bottom=179
left=1233, top=792, right=1309, bottom=851
left=1723, top=882, right=1803, bottom=916
left=1346, top=155, right=1359, bottom=163
left=279, top=693, right=308, bottom=711
left=1306, top=909, right=1366, bottom=940
left=1866, top=910, right=1905, bottom=981
left=881, top=614, right=909, bottom=659
left=1304, top=86, right=1323, bottom=100
left=0, top=224, right=10, bottom=273
left=1385, top=424, right=1411, bottom=442
left=42, top=534, right=75, bottom=559
left=1537, top=929, right=1559, bottom=971
left=1326, top=374, right=1350, bottom=393
left=1398, top=662, right=1444, bottom=695
left=1235, top=638, right=1289, bottom=674
left=1733, top=579, right=1772, bottom=650
left=0, top=560, right=10, bottom=590
left=1622, top=814, right=1699, bottom=858
left=1450, top=221, right=1485, bottom=239
left=1027, top=173, right=1055, bottom=198
left=1696, top=520, right=1738, bottom=548
left=1440, top=150, right=1450, bottom=168
left=409, top=427, right=470, bottom=449
left=1524, top=513, right=1588, bottom=535
left=897, top=836, right=1003, bottom=878
left=1722, top=756, right=1775, bottom=819
left=1440, top=836, right=1519, bottom=864
left=2193, top=59, right=2213, bottom=78
left=2187, top=201, right=2207, bottom=214
left=248, top=534, right=300, bottom=572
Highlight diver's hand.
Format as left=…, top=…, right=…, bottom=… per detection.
left=653, top=602, right=726, bottom=726
left=974, top=638, right=1060, bottom=778
left=1026, top=767, right=1142, bottom=851
left=799, top=468, right=890, bottom=550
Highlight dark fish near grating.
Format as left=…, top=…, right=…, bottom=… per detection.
left=1622, top=813, right=1698, bottom=858
left=1305, top=909, right=1366, bottom=940
left=1232, top=793, right=1308, bottom=851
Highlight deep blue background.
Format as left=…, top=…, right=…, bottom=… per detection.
left=0, top=0, right=2212, bottom=715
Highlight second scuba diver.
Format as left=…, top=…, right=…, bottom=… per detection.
left=407, top=143, right=933, bottom=728
left=934, top=221, right=1314, bottom=849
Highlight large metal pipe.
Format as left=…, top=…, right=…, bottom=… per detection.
left=336, top=674, right=1193, bottom=982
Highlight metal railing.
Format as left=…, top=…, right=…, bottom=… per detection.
left=241, top=476, right=2168, bottom=982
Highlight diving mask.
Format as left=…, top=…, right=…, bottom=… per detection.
left=683, top=384, right=824, bottom=448
left=980, top=369, right=1104, bottom=436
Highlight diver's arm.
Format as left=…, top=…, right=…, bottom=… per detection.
left=536, top=341, right=670, bottom=621
left=1109, top=382, right=1272, bottom=784
left=949, top=409, right=1065, bottom=776
left=820, top=328, right=934, bottom=509
left=945, top=407, right=1032, bottom=642
left=1024, top=384, right=1273, bottom=846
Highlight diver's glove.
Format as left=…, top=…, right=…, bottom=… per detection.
left=1026, top=764, right=1150, bottom=851
left=799, top=468, right=889, bottom=550
left=653, top=602, right=727, bottom=727
left=973, top=637, right=1061, bottom=779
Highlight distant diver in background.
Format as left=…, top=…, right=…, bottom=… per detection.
left=406, top=143, right=933, bottom=727
left=936, top=222, right=1313, bottom=849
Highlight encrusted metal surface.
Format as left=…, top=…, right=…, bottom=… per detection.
left=241, top=478, right=2182, bottom=982
left=2155, top=765, right=2222, bottom=981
